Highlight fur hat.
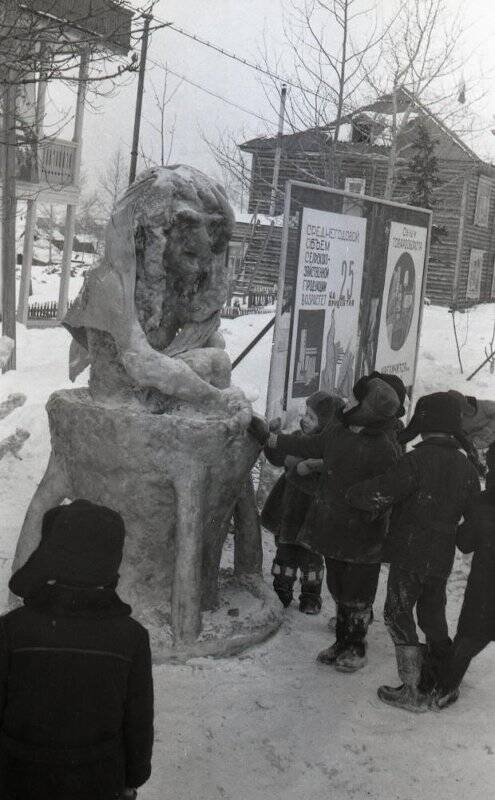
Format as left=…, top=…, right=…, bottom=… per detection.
left=448, top=390, right=478, bottom=418
left=399, top=392, right=464, bottom=445
left=352, top=372, right=406, bottom=417
left=10, top=499, right=125, bottom=600
left=342, top=376, right=401, bottom=428
left=306, top=391, right=345, bottom=428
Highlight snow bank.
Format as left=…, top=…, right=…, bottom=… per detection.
left=1, top=303, right=495, bottom=799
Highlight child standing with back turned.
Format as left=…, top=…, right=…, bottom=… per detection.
left=0, top=499, right=154, bottom=800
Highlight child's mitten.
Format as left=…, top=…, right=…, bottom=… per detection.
left=248, top=415, right=270, bottom=445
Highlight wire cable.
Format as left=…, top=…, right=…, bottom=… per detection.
left=147, top=57, right=277, bottom=126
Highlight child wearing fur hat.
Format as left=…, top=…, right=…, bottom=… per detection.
left=261, top=391, right=344, bottom=614
left=434, top=440, right=495, bottom=709
left=250, top=375, right=401, bottom=673
left=0, top=500, right=154, bottom=800
left=347, top=392, right=480, bottom=713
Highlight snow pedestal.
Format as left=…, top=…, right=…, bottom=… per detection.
left=14, top=388, right=282, bottom=662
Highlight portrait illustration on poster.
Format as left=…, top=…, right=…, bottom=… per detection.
left=286, top=207, right=367, bottom=411
left=374, top=221, right=428, bottom=388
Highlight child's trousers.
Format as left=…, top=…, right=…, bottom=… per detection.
left=384, top=564, right=449, bottom=645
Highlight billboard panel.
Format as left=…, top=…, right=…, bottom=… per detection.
left=265, top=182, right=432, bottom=422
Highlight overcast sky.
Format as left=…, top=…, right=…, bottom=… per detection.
left=47, top=0, right=495, bottom=195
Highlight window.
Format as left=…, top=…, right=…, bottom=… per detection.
left=466, top=249, right=485, bottom=301
left=474, top=176, right=492, bottom=227
left=344, top=177, right=366, bottom=195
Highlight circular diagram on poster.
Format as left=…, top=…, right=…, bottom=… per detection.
left=386, top=252, right=416, bottom=351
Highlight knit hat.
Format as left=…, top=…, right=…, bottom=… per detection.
left=10, top=499, right=125, bottom=600
left=399, top=392, right=464, bottom=445
left=352, top=371, right=406, bottom=417
left=342, top=376, right=401, bottom=428
left=306, top=391, right=345, bottom=428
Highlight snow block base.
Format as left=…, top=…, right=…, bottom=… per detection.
left=14, top=388, right=283, bottom=661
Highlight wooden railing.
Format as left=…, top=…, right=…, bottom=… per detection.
left=14, top=137, right=78, bottom=187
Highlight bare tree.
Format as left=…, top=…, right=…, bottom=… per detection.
left=141, top=63, right=182, bottom=169
left=368, top=0, right=483, bottom=198
left=204, top=0, right=392, bottom=206
left=96, top=146, right=128, bottom=217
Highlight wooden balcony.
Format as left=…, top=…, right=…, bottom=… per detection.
left=10, top=137, right=79, bottom=194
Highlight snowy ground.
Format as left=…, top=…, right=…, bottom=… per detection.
left=1, top=302, right=495, bottom=799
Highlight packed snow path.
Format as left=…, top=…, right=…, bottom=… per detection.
left=1, top=305, right=495, bottom=799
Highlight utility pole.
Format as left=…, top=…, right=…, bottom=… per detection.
left=129, top=12, right=152, bottom=185
left=268, top=83, right=287, bottom=217
left=2, top=69, right=17, bottom=371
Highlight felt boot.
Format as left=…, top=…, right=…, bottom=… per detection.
left=334, top=642, right=367, bottom=673
left=334, top=605, right=371, bottom=673
left=299, top=569, right=323, bottom=615
left=316, top=641, right=347, bottom=664
left=271, top=559, right=297, bottom=608
left=378, top=645, right=430, bottom=712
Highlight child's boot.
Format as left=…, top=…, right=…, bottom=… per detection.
left=299, top=567, right=323, bottom=615
left=317, top=605, right=347, bottom=664
left=378, top=645, right=430, bottom=712
left=271, top=559, right=297, bottom=608
left=334, top=605, right=370, bottom=673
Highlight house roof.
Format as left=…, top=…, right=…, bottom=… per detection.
left=240, top=88, right=484, bottom=165
left=19, top=0, right=133, bottom=54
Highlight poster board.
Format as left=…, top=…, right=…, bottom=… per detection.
left=266, top=182, right=432, bottom=422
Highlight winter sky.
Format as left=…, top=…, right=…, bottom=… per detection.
left=46, top=0, right=495, bottom=194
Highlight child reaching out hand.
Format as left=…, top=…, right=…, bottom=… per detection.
left=261, top=391, right=343, bottom=614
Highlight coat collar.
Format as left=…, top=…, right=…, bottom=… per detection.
left=25, top=584, right=132, bottom=620
left=413, top=436, right=461, bottom=451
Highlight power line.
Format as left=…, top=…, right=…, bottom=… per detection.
left=123, top=2, right=322, bottom=101
left=148, top=57, right=278, bottom=126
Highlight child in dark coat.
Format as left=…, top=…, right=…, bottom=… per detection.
left=0, top=500, right=154, bottom=800
left=435, top=441, right=495, bottom=709
left=250, top=375, right=401, bottom=673
left=347, top=392, right=480, bottom=712
left=261, top=391, right=344, bottom=614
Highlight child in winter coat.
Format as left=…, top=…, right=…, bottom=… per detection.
left=250, top=375, right=401, bottom=673
left=261, top=391, right=344, bottom=614
left=435, top=441, right=495, bottom=709
left=347, top=392, right=480, bottom=713
left=0, top=499, right=154, bottom=800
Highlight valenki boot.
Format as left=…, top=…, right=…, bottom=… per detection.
left=334, top=605, right=371, bottom=673
left=378, top=645, right=430, bottom=712
left=317, top=604, right=347, bottom=664
left=299, top=568, right=324, bottom=615
left=271, top=559, right=297, bottom=608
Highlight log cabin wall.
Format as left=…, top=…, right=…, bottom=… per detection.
left=240, top=128, right=495, bottom=307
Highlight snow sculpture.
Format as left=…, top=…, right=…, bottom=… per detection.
left=12, top=166, right=281, bottom=661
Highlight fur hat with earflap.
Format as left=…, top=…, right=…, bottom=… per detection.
left=306, top=391, right=345, bottom=430
left=342, top=376, right=401, bottom=428
left=399, top=392, right=466, bottom=446
left=10, top=499, right=126, bottom=600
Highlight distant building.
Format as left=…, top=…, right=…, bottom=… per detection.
left=237, top=90, right=495, bottom=307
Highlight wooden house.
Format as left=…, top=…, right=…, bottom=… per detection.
left=238, top=91, right=495, bottom=307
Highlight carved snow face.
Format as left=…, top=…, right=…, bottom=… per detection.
left=134, top=204, right=230, bottom=341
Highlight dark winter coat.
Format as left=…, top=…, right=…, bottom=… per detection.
left=456, top=487, right=495, bottom=641
left=275, top=421, right=399, bottom=562
left=0, top=584, right=153, bottom=800
left=347, top=437, right=481, bottom=578
left=262, top=433, right=322, bottom=545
